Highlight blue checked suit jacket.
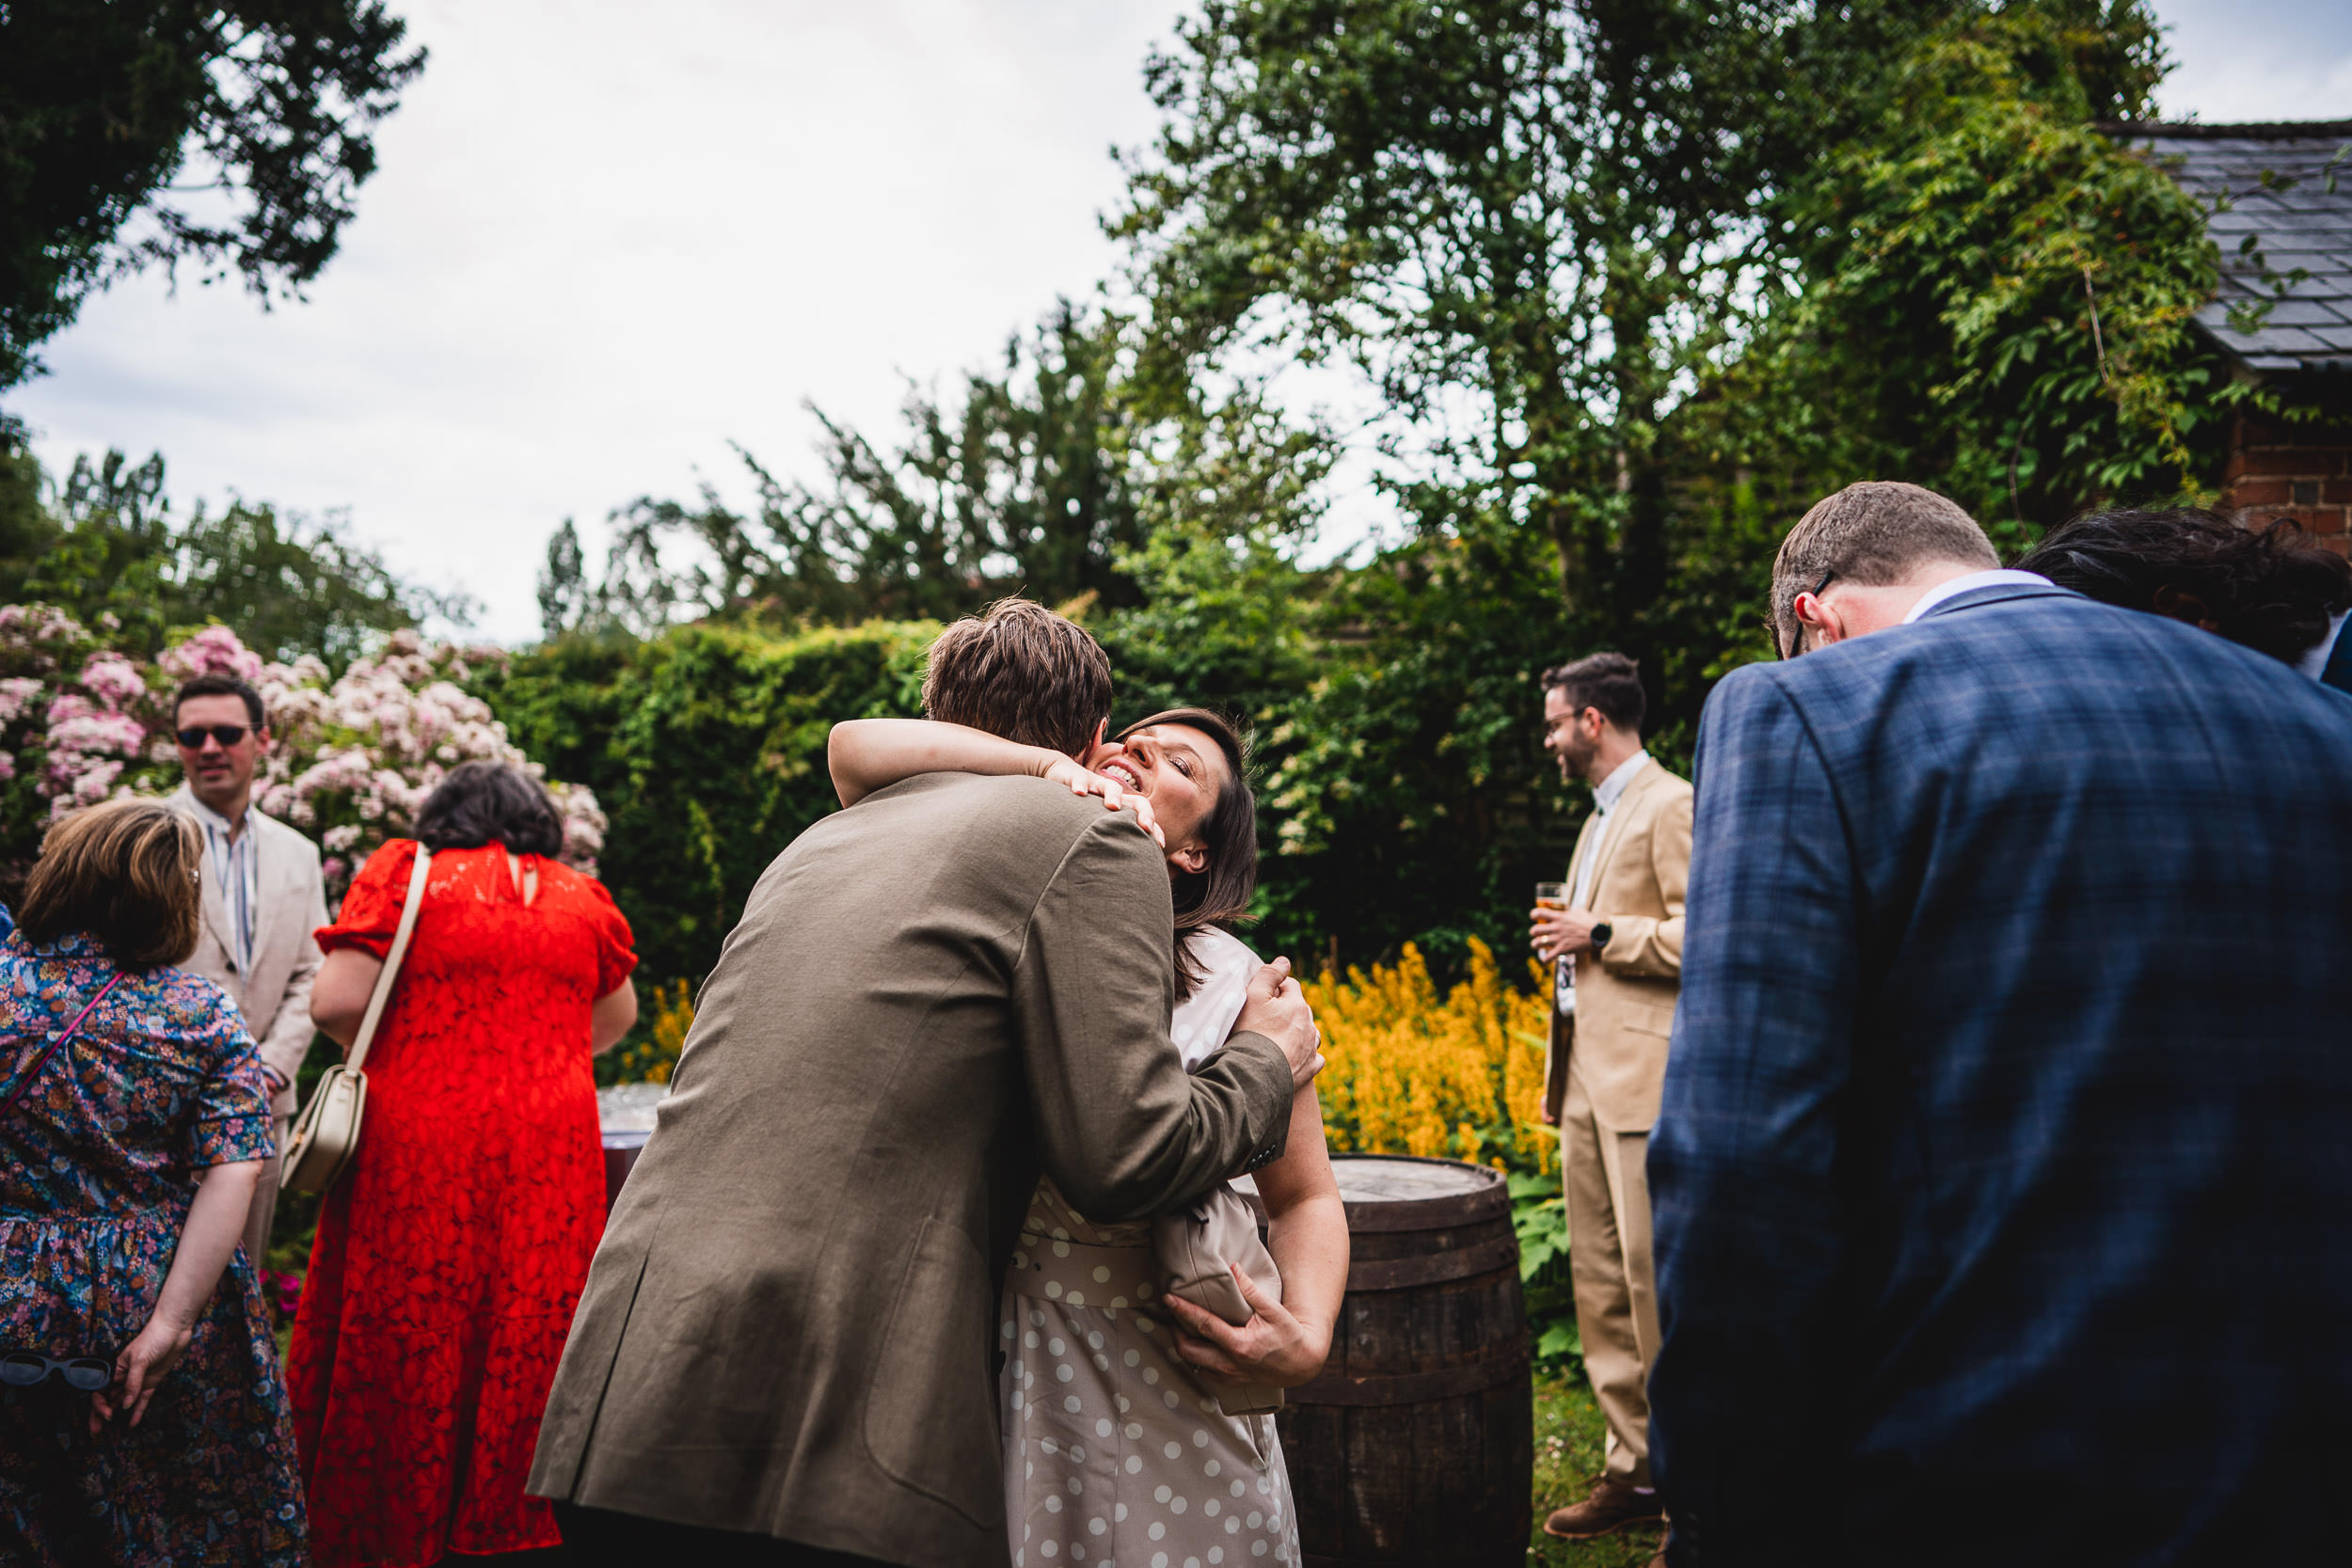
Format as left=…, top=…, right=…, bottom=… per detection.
left=1648, top=582, right=2352, bottom=1566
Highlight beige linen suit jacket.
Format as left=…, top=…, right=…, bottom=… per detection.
left=168, top=786, right=328, bottom=1119
left=1541, top=759, right=1692, bottom=1132
left=528, top=772, right=1295, bottom=1568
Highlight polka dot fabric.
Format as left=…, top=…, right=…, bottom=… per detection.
left=1166, top=928, right=1261, bottom=1071
left=996, top=928, right=1300, bottom=1568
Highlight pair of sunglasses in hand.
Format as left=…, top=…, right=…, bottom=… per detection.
left=0, top=1351, right=110, bottom=1392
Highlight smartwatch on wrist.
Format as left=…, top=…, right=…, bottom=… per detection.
left=1589, top=922, right=1613, bottom=954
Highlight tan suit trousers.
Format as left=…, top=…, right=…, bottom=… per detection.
left=243, top=1114, right=290, bottom=1271
left=1563, top=1069, right=1660, bottom=1487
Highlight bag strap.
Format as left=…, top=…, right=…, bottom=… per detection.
left=1, top=971, right=125, bottom=1123
left=344, top=847, right=434, bottom=1075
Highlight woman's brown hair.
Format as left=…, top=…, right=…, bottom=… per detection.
left=16, top=799, right=203, bottom=971
left=1117, top=707, right=1257, bottom=1002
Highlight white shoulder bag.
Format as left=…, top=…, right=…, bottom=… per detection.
left=279, top=847, right=433, bottom=1194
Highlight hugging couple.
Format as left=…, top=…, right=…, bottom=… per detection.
left=528, top=599, right=1343, bottom=1568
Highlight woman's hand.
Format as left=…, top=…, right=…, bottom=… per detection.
left=88, top=1158, right=261, bottom=1434
left=1165, top=1265, right=1332, bottom=1389
left=89, top=1314, right=194, bottom=1433
left=1040, top=756, right=1165, bottom=847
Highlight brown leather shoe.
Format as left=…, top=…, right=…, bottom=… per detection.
left=1542, top=1478, right=1665, bottom=1540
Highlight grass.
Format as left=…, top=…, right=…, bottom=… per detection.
left=1528, top=1365, right=1667, bottom=1567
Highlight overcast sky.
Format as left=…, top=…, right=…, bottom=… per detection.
left=12, top=0, right=2349, bottom=642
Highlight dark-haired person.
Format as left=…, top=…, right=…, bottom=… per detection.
left=2014, top=508, right=2352, bottom=692
left=166, top=672, right=330, bottom=1269
left=531, top=599, right=1318, bottom=1567
left=828, top=705, right=1347, bottom=1563
left=1524, top=652, right=1690, bottom=1553
left=0, top=799, right=305, bottom=1567
left=286, top=761, right=639, bottom=1567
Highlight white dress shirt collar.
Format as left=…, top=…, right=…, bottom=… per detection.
left=180, top=790, right=249, bottom=839
left=1902, top=569, right=2053, bottom=625
left=1591, top=749, right=1651, bottom=815
left=2294, top=608, right=2350, bottom=683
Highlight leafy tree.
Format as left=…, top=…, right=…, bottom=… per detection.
left=1713, top=4, right=2228, bottom=557
left=0, top=417, right=43, bottom=576
left=10, top=447, right=464, bottom=669
left=478, top=622, right=938, bottom=985
left=0, top=0, right=425, bottom=388
left=545, top=302, right=1167, bottom=636
left=1247, top=510, right=1582, bottom=974
left=1114, top=0, right=1965, bottom=641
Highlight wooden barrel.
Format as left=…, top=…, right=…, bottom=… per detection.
left=596, top=1084, right=664, bottom=1212
left=1273, top=1154, right=1532, bottom=1566
left=600, top=1129, right=649, bottom=1210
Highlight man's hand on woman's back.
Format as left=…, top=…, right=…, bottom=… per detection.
left=1236, top=958, right=1324, bottom=1090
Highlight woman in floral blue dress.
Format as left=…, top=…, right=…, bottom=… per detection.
left=0, top=799, right=305, bottom=1566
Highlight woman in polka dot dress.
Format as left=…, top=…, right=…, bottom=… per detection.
left=829, top=707, right=1348, bottom=1568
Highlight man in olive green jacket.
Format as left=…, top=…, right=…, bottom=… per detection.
left=530, top=601, right=1320, bottom=1568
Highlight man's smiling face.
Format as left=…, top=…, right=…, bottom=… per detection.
left=176, top=693, right=268, bottom=817
left=1542, top=685, right=1597, bottom=784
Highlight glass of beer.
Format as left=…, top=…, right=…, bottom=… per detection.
left=1534, top=882, right=1567, bottom=961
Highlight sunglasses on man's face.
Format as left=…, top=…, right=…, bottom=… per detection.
left=176, top=724, right=254, bottom=750
left=1780, top=568, right=1837, bottom=660
left=0, top=1352, right=111, bottom=1392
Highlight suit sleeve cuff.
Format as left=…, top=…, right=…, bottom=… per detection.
left=1221, top=1031, right=1294, bottom=1173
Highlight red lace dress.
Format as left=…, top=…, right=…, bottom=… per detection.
left=286, top=840, right=636, bottom=1567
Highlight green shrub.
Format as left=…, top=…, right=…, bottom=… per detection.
left=475, top=619, right=936, bottom=989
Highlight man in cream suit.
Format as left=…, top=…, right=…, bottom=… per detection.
left=168, top=672, right=329, bottom=1267
left=1530, top=651, right=1692, bottom=1550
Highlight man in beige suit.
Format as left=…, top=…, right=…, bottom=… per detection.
left=167, top=673, right=329, bottom=1267
left=1529, top=651, right=1692, bottom=1551
left=532, top=600, right=1322, bottom=1568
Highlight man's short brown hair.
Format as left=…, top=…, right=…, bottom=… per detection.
left=1772, top=482, right=1998, bottom=652
left=17, top=799, right=202, bottom=970
left=1541, top=651, right=1645, bottom=734
left=921, top=598, right=1114, bottom=758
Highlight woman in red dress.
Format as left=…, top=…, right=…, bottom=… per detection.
left=288, top=762, right=638, bottom=1567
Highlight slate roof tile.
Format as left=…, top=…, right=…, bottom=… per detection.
left=2108, top=120, right=2352, bottom=376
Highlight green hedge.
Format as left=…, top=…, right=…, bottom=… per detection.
left=475, top=620, right=936, bottom=986
left=479, top=586, right=1606, bottom=998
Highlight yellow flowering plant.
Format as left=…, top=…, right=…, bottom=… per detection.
left=598, top=979, right=696, bottom=1087
left=1305, top=938, right=1554, bottom=1173
left=1305, top=938, right=1579, bottom=1364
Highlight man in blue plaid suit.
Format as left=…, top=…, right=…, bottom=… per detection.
left=1648, top=483, right=2352, bottom=1566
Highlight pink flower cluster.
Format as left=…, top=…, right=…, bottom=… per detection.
left=159, top=625, right=268, bottom=686
left=0, top=609, right=605, bottom=902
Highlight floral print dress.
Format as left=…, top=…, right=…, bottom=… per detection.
left=0, top=929, right=304, bottom=1568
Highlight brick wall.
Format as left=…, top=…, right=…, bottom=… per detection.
left=2223, top=404, right=2352, bottom=554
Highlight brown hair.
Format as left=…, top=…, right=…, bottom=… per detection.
left=17, top=800, right=203, bottom=971
left=1119, top=708, right=1257, bottom=1002
left=1772, top=482, right=1998, bottom=653
left=921, top=598, right=1113, bottom=758
left=1541, top=651, right=1645, bottom=734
